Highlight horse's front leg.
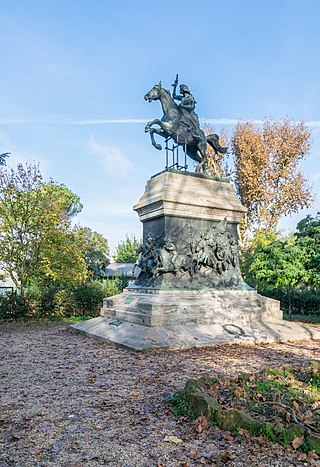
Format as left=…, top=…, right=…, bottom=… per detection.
left=149, top=127, right=166, bottom=151
left=145, top=119, right=160, bottom=133
left=145, top=119, right=172, bottom=134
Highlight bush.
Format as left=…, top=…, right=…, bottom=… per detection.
left=27, top=285, right=57, bottom=317
left=71, top=281, right=105, bottom=317
left=255, top=285, right=320, bottom=316
left=53, top=288, right=77, bottom=317
left=0, top=291, right=31, bottom=320
left=102, top=278, right=122, bottom=297
left=0, top=277, right=129, bottom=321
left=33, top=281, right=105, bottom=318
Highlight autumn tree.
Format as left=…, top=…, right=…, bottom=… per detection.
left=203, top=125, right=230, bottom=176
left=231, top=119, right=314, bottom=232
left=0, top=163, right=87, bottom=293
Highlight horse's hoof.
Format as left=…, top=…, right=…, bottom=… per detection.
left=145, top=126, right=150, bottom=133
left=155, top=144, right=162, bottom=150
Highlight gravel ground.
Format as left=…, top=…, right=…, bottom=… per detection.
left=1, top=321, right=320, bottom=467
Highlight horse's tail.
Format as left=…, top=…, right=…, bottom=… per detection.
left=206, top=133, right=228, bottom=155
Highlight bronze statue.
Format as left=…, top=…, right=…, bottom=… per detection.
left=172, top=76, right=201, bottom=141
left=144, top=76, right=227, bottom=173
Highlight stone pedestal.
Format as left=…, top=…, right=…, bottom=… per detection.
left=71, top=170, right=317, bottom=349
left=132, top=170, right=247, bottom=290
left=100, top=289, right=282, bottom=326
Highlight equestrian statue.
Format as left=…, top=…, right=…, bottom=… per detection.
left=144, top=75, right=227, bottom=173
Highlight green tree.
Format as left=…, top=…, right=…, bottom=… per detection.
left=76, top=226, right=110, bottom=277
left=241, top=231, right=311, bottom=315
left=113, top=235, right=140, bottom=263
left=295, top=213, right=320, bottom=285
left=0, top=163, right=87, bottom=293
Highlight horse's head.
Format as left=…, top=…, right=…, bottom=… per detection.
left=144, top=82, right=162, bottom=102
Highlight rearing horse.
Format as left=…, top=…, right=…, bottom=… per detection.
left=144, top=82, right=227, bottom=173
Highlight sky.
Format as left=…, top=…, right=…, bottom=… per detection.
left=0, top=0, right=319, bottom=254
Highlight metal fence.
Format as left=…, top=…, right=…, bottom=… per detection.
left=0, top=286, right=14, bottom=296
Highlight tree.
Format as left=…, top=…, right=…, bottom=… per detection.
left=203, top=125, right=230, bottom=176
left=242, top=232, right=310, bottom=314
left=295, top=213, right=320, bottom=285
left=113, top=235, right=140, bottom=263
left=0, top=153, right=10, bottom=166
left=0, top=163, right=87, bottom=293
left=76, top=226, right=110, bottom=277
left=231, top=119, right=314, bottom=232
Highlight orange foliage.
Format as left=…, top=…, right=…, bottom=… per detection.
left=203, top=124, right=230, bottom=176
left=231, top=119, right=314, bottom=232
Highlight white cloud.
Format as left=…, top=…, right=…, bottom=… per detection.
left=88, top=135, right=133, bottom=176
left=1, top=116, right=320, bottom=127
left=67, top=118, right=148, bottom=125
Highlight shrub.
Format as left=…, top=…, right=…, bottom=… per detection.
left=102, top=278, right=122, bottom=297
left=255, top=285, right=320, bottom=316
left=1, top=276, right=129, bottom=321
left=0, top=291, right=31, bottom=320
left=53, top=288, right=77, bottom=317
left=71, top=281, right=105, bottom=317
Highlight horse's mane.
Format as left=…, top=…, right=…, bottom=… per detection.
left=158, top=85, right=178, bottom=110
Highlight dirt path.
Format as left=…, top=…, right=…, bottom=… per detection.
left=1, top=321, right=320, bottom=466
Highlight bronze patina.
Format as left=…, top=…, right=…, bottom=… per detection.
left=144, top=75, right=226, bottom=173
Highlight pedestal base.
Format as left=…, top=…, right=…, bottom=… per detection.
left=70, top=316, right=320, bottom=351
left=100, top=288, right=282, bottom=326
left=70, top=288, right=320, bottom=350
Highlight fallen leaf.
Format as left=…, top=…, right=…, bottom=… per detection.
left=223, top=432, right=234, bottom=442
left=195, top=415, right=209, bottom=433
left=292, top=400, right=300, bottom=411
left=8, top=432, right=22, bottom=442
left=303, top=409, right=313, bottom=423
left=292, top=436, right=304, bottom=449
left=221, top=450, right=236, bottom=461
left=164, top=435, right=183, bottom=444
left=83, top=455, right=99, bottom=461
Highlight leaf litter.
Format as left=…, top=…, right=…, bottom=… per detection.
left=1, top=321, right=320, bottom=466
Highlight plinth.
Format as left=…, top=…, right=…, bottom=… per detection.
left=71, top=170, right=320, bottom=349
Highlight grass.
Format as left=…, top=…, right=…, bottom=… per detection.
left=216, top=364, right=320, bottom=427
left=168, top=391, right=200, bottom=420
left=171, top=363, right=320, bottom=454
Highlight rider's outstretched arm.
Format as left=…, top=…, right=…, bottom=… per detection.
left=172, top=75, right=182, bottom=101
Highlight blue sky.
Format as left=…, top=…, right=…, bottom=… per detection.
left=0, top=0, right=319, bottom=253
